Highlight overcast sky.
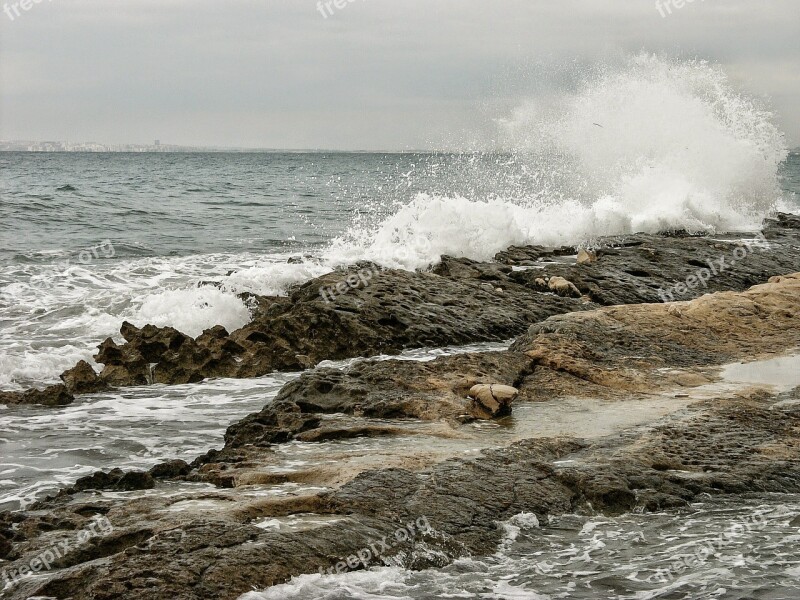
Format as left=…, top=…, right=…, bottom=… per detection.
left=1, top=0, right=798, bottom=149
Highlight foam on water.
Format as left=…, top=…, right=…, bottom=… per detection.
left=0, top=372, right=300, bottom=510
left=0, top=252, right=327, bottom=389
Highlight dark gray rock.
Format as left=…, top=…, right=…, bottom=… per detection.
left=60, top=360, right=109, bottom=394
left=0, top=384, right=73, bottom=407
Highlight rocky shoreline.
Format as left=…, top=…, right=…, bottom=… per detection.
left=1, top=214, right=800, bottom=599
left=1, top=213, right=799, bottom=407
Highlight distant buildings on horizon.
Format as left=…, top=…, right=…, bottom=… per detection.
left=0, top=140, right=426, bottom=153
left=3, top=140, right=798, bottom=154
left=0, top=140, right=200, bottom=152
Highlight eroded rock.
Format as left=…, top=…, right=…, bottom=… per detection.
left=13, top=214, right=797, bottom=397
left=0, top=384, right=73, bottom=407
left=60, top=360, right=109, bottom=394
left=468, top=383, right=518, bottom=418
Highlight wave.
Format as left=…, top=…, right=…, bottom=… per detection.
left=327, top=54, right=788, bottom=270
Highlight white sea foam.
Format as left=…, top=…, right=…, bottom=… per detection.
left=0, top=253, right=322, bottom=388
left=133, top=286, right=252, bottom=337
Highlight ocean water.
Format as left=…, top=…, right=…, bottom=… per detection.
left=1, top=54, right=800, bottom=596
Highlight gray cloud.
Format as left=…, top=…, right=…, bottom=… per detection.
left=1, top=0, right=798, bottom=149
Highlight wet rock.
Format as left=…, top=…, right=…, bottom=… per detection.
left=69, top=468, right=155, bottom=493
left=0, top=384, right=74, bottom=407
left=576, top=248, right=597, bottom=264
left=149, top=459, right=192, bottom=479
left=5, top=275, right=800, bottom=599
left=294, top=424, right=407, bottom=443
left=95, top=322, right=246, bottom=387
left=507, top=228, right=800, bottom=306
left=48, top=214, right=800, bottom=393
left=548, top=276, right=582, bottom=297
left=219, top=352, right=534, bottom=449
left=0, top=527, right=12, bottom=559
left=224, top=401, right=322, bottom=448
left=512, top=272, right=800, bottom=384
left=60, top=360, right=109, bottom=394
left=90, top=266, right=584, bottom=389
left=468, top=383, right=518, bottom=418
left=282, top=351, right=531, bottom=418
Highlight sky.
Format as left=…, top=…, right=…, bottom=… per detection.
left=0, top=0, right=798, bottom=150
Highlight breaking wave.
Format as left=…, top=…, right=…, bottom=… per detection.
left=331, top=54, right=788, bottom=269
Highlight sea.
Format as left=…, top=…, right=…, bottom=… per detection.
left=1, top=55, right=800, bottom=598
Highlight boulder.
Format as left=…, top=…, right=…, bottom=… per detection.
left=548, top=276, right=582, bottom=298
left=60, top=360, right=109, bottom=394
left=148, top=459, right=192, bottom=479
left=70, top=468, right=155, bottom=493
left=0, top=384, right=74, bottom=407
left=468, top=383, right=518, bottom=418
left=577, top=249, right=597, bottom=264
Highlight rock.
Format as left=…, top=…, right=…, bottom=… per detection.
left=70, top=468, right=155, bottom=493
left=0, top=384, right=74, bottom=407
left=548, top=276, right=582, bottom=298
left=0, top=526, right=13, bottom=559
left=224, top=401, right=322, bottom=448
left=90, top=266, right=586, bottom=388
left=577, top=249, right=597, bottom=264
left=60, top=360, right=109, bottom=394
left=94, top=338, right=125, bottom=366
left=95, top=321, right=245, bottom=387
left=294, top=424, right=406, bottom=443
left=468, top=384, right=518, bottom=418
left=148, top=459, right=191, bottom=479
left=217, top=352, right=533, bottom=450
